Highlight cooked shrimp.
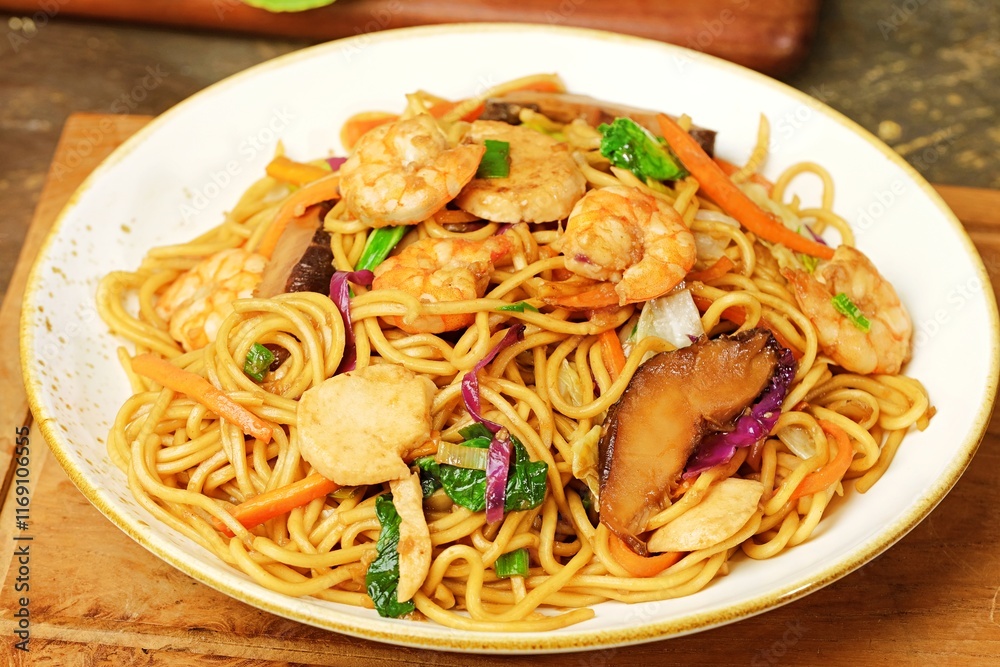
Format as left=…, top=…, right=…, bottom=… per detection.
left=556, top=185, right=696, bottom=305
left=783, top=245, right=912, bottom=374
left=371, top=235, right=512, bottom=334
left=339, top=115, right=485, bottom=228
left=155, top=248, right=266, bottom=351
left=454, top=120, right=586, bottom=223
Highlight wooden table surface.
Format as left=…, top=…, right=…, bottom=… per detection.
left=1, top=113, right=1000, bottom=665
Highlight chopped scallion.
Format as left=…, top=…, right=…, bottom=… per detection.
left=800, top=253, right=819, bottom=274
left=494, top=548, right=530, bottom=578
left=831, top=293, right=871, bottom=332
left=476, top=139, right=511, bottom=179
left=355, top=226, right=409, bottom=272
left=243, top=343, right=275, bottom=382
left=496, top=301, right=539, bottom=313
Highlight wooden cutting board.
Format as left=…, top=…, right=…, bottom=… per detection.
left=2, top=114, right=1000, bottom=665
left=0, top=0, right=821, bottom=77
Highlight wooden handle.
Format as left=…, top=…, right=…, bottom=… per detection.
left=0, top=0, right=821, bottom=77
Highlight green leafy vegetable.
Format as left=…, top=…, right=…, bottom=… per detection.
left=476, top=139, right=511, bottom=179
left=459, top=423, right=493, bottom=440
left=496, top=301, right=540, bottom=313
left=243, top=343, right=275, bottom=382
left=365, top=495, right=415, bottom=618
left=831, top=293, right=871, bottom=333
left=416, top=432, right=547, bottom=511
left=800, top=253, right=820, bottom=274
left=598, top=117, right=688, bottom=182
left=242, top=0, right=337, bottom=11
left=356, top=226, right=409, bottom=272
left=494, top=548, right=530, bottom=578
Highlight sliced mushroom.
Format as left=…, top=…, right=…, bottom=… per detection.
left=480, top=90, right=716, bottom=156
left=646, top=478, right=764, bottom=553
left=598, top=329, right=780, bottom=554
left=254, top=204, right=334, bottom=299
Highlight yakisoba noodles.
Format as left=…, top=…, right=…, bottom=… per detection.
left=98, top=74, right=932, bottom=631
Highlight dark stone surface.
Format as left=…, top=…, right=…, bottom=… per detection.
left=0, top=0, right=997, bottom=298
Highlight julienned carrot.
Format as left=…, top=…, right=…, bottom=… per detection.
left=656, top=114, right=834, bottom=260
left=790, top=420, right=854, bottom=500
left=690, top=294, right=803, bottom=360
left=715, top=158, right=774, bottom=194
left=434, top=209, right=480, bottom=224
left=130, top=354, right=272, bottom=444
left=265, top=156, right=331, bottom=186
left=599, top=329, right=627, bottom=381
left=540, top=281, right=620, bottom=310
left=686, top=255, right=735, bottom=283
left=609, top=534, right=683, bottom=577
left=213, top=473, right=339, bottom=537
left=257, top=172, right=341, bottom=259
left=341, top=111, right=399, bottom=150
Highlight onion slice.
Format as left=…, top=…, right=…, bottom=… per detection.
left=435, top=440, right=489, bottom=470
left=485, top=430, right=513, bottom=524
left=329, top=269, right=374, bottom=374
left=460, top=324, right=525, bottom=434
left=460, top=324, right=525, bottom=524
left=326, top=156, right=347, bottom=172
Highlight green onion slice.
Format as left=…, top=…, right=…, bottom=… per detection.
left=243, top=343, right=275, bottom=382
left=435, top=440, right=489, bottom=470
left=356, top=226, right=409, bottom=272
left=831, top=293, right=871, bottom=333
left=494, top=548, right=530, bottom=578
left=496, top=301, right=540, bottom=313
left=476, top=140, right=511, bottom=179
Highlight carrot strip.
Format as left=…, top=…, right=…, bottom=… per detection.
left=609, top=534, right=683, bottom=577
left=265, top=156, right=331, bottom=186
left=715, top=158, right=774, bottom=194
left=341, top=111, right=398, bottom=150
left=657, top=114, right=834, bottom=260
left=212, top=473, right=339, bottom=537
left=540, top=281, right=620, bottom=310
left=686, top=255, right=735, bottom=283
left=599, top=329, right=627, bottom=381
left=131, top=354, right=272, bottom=444
left=690, top=295, right=803, bottom=360
left=791, top=420, right=854, bottom=500
left=434, top=209, right=480, bottom=224
left=257, top=172, right=341, bottom=259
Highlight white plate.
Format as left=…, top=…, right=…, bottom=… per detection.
left=21, top=23, right=999, bottom=653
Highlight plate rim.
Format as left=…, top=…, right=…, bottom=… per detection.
left=19, top=21, right=1000, bottom=653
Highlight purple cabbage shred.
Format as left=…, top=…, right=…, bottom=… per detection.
left=326, top=156, right=347, bottom=172
left=329, top=269, right=374, bottom=375
left=460, top=324, right=525, bottom=434
left=461, top=324, right=525, bottom=523
left=683, top=344, right=797, bottom=478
